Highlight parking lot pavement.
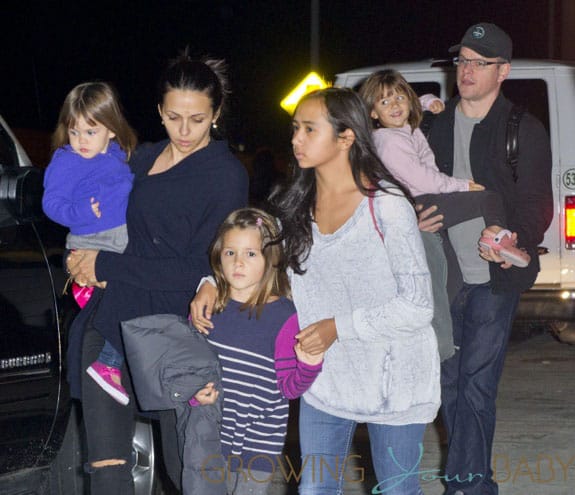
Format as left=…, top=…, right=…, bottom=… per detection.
left=267, top=332, right=575, bottom=495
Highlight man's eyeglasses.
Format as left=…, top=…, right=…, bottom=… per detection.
left=453, top=57, right=507, bottom=70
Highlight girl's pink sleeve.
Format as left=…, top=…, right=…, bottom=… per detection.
left=274, top=313, right=322, bottom=399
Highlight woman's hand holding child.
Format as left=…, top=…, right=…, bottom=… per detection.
left=190, top=282, right=217, bottom=334
left=67, top=249, right=104, bottom=287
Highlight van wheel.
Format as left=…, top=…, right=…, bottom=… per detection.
left=133, top=418, right=163, bottom=495
left=49, top=403, right=87, bottom=494
left=49, top=405, right=162, bottom=495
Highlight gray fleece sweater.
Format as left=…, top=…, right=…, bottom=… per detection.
left=290, top=187, right=441, bottom=424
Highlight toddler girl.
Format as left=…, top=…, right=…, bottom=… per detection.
left=42, top=81, right=137, bottom=405
left=192, top=207, right=323, bottom=495
left=360, top=69, right=529, bottom=265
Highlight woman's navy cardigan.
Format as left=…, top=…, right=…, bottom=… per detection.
left=67, top=139, right=248, bottom=398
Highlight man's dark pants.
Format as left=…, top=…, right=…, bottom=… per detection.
left=441, top=282, right=520, bottom=495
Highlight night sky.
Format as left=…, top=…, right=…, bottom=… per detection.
left=1, top=0, right=555, bottom=159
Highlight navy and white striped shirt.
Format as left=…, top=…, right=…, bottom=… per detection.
left=208, top=297, right=322, bottom=472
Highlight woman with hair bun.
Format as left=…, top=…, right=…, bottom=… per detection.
left=67, top=51, right=248, bottom=494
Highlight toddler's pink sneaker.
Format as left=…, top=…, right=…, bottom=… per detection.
left=478, top=229, right=531, bottom=268
left=86, top=361, right=129, bottom=405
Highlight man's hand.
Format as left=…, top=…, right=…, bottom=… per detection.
left=416, top=204, right=443, bottom=233
left=478, top=226, right=514, bottom=269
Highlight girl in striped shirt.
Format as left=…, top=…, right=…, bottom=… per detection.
left=192, top=207, right=323, bottom=495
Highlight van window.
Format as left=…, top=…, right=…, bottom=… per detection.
left=448, top=78, right=550, bottom=134
left=501, top=79, right=550, bottom=134
left=409, top=82, right=442, bottom=99
left=351, top=80, right=442, bottom=99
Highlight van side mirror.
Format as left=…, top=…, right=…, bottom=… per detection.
left=0, top=167, right=44, bottom=222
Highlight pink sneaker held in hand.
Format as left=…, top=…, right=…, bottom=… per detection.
left=86, top=361, right=129, bottom=405
left=478, top=229, right=530, bottom=268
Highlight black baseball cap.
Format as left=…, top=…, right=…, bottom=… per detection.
left=449, top=23, right=512, bottom=62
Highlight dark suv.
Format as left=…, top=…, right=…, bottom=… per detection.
left=0, top=115, right=159, bottom=494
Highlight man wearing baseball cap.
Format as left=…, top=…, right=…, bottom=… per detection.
left=449, top=22, right=513, bottom=62
left=419, top=23, right=553, bottom=495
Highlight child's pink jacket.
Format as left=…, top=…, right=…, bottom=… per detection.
left=373, top=124, right=469, bottom=197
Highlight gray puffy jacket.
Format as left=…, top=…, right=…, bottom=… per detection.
left=122, top=313, right=225, bottom=495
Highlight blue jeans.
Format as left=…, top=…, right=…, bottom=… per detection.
left=441, top=282, right=520, bottom=495
left=298, top=398, right=426, bottom=495
left=98, top=339, right=123, bottom=368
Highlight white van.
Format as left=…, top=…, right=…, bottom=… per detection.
left=335, top=59, right=575, bottom=333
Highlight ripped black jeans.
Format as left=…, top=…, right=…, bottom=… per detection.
left=81, top=312, right=183, bottom=494
left=81, top=321, right=136, bottom=495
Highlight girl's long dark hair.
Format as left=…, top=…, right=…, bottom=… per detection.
left=269, top=87, right=411, bottom=274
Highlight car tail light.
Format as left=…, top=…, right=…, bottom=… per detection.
left=565, top=196, right=575, bottom=249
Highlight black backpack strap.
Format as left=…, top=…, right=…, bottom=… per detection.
left=506, top=105, right=525, bottom=182
left=420, top=111, right=436, bottom=139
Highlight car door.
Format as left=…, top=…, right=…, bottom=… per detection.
left=0, top=120, right=65, bottom=475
